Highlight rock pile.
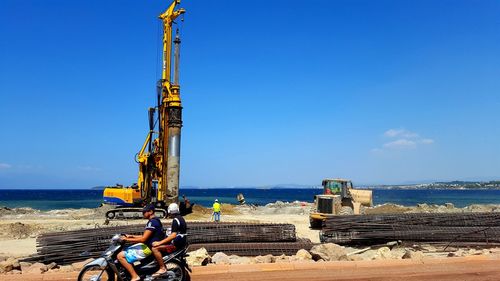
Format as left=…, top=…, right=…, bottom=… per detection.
left=0, top=257, right=93, bottom=275
left=236, top=201, right=312, bottom=215
left=1, top=243, right=499, bottom=275
left=183, top=243, right=499, bottom=267
left=0, top=207, right=39, bottom=217
left=367, top=203, right=500, bottom=215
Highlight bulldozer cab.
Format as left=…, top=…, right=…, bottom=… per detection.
left=322, top=179, right=352, bottom=198
left=310, top=178, right=373, bottom=228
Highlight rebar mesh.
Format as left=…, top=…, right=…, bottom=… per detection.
left=188, top=239, right=313, bottom=256
left=321, top=212, right=500, bottom=246
left=23, top=222, right=297, bottom=265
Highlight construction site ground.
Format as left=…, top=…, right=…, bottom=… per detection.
left=3, top=203, right=500, bottom=279
left=4, top=202, right=499, bottom=258
left=1, top=255, right=499, bottom=281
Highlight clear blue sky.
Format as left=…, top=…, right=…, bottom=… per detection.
left=1, top=0, right=499, bottom=188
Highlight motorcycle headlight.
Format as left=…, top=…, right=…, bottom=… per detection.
left=111, top=234, right=122, bottom=244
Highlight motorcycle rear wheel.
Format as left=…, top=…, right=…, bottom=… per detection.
left=78, top=265, right=115, bottom=281
left=164, top=260, right=189, bottom=281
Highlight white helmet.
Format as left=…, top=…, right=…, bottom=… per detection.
left=215, top=199, right=218, bottom=202
left=167, top=203, right=180, bottom=214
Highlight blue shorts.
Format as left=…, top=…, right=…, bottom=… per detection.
left=124, top=243, right=152, bottom=263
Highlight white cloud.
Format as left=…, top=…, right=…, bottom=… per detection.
left=384, top=129, right=419, bottom=139
left=420, top=138, right=434, bottom=144
left=372, top=129, right=435, bottom=153
left=383, top=139, right=417, bottom=149
left=0, top=163, right=12, bottom=169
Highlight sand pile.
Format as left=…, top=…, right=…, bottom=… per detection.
left=0, top=223, right=39, bottom=239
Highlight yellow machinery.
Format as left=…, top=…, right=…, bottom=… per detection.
left=309, top=179, right=373, bottom=228
left=103, top=0, right=186, bottom=219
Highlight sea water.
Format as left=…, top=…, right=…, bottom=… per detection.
left=1, top=188, right=500, bottom=211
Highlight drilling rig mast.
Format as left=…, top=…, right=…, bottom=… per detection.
left=103, top=0, right=186, bottom=219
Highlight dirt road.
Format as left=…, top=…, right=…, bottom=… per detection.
left=2, top=255, right=499, bottom=281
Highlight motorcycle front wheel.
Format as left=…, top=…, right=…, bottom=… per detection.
left=78, top=264, right=115, bottom=281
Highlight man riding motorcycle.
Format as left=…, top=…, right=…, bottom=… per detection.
left=78, top=203, right=191, bottom=281
left=118, top=204, right=165, bottom=281
left=151, top=203, right=188, bottom=278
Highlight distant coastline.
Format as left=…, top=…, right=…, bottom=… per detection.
left=2, top=180, right=500, bottom=190
left=89, top=181, right=500, bottom=191
left=369, top=180, right=500, bottom=190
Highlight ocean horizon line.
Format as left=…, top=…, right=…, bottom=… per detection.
left=1, top=179, right=499, bottom=190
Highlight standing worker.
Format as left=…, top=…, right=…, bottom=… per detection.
left=212, top=199, right=221, bottom=222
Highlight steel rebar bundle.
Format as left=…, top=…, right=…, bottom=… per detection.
left=187, top=223, right=296, bottom=244
left=188, top=239, right=314, bottom=256
left=325, top=213, right=500, bottom=228
left=23, top=222, right=297, bottom=265
left=321, top=212, right=500, bottom=246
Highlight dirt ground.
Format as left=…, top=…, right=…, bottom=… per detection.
left=1, top=202, right=500, bottom=258
left=0, top=203, right=320, bottom=258
left=2, top=255, right=500, bottom=281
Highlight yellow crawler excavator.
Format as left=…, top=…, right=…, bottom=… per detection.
left=103, top=0, right=188, bottom=219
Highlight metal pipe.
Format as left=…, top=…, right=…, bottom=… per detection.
left=166, top=106, right=182, bottom=204
left=173, top=29, right=181, bottom=85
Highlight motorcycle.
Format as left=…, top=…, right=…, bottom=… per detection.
left=78, top=234, right=191, bottom=281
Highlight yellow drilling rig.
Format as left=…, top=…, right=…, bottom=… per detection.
left=103, top=0, right=187, bottom=219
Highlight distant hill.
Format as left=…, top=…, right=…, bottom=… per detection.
left=432, top=180, right=500, bottom=189
left=91, top=181, right=500, bottom=191
left=372, top=180, right=500, bottom=190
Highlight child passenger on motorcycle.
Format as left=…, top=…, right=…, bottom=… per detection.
left=117, top=204, right=165, bottom=281
left=151, top=202, right=187, bottom=278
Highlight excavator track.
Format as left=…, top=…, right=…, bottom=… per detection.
left=105, top=208, right=167, bottom=220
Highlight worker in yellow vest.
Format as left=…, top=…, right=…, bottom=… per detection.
left=212, top=199, right=221, bottom=222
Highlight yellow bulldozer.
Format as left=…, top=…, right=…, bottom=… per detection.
left=309, top=178, right=373, bottom=228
